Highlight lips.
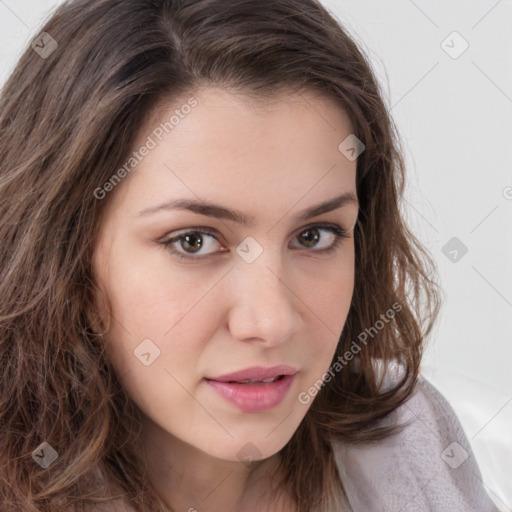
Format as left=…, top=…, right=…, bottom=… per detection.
left=207, top=365, right=297, bottom=383
left=205, top=375, right=296, bottom=413
left=204, top=365, right=298, bottom=413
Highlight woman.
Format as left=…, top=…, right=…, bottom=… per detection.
left=0, top=0, right=500, bottom=511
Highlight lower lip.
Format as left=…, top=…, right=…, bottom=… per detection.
left=204, top=374, right=296, bottom=413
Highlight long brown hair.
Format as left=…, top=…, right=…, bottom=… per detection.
left=0, top=0, right=441, bottom=510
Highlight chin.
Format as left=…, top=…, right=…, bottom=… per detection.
left=203, top=433, right=291, bottom=465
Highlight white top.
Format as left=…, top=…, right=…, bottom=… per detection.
left=331, top=374, right=500, bottom=511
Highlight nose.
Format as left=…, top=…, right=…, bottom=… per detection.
left=225, top=254, right=303, bottom=346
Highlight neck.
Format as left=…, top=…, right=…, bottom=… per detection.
left=139, top=416, right=292, bottom=512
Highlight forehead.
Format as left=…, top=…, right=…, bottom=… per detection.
left=101, top=86, right=357, bottom=222
left=140, top=85, right=353, bottom=143
left=148, top=84, right=348, bottom=118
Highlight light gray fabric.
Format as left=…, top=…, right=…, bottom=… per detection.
left=331, top=374, right=500, bottom=512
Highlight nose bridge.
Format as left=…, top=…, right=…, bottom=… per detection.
left=227, top=245, right=301, bottom=343
left=240, top=251, right=286, bottom=300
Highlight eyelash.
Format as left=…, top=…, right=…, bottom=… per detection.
left=158, top=223, right=351, bottom=264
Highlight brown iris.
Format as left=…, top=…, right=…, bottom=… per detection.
left=181, top=233, right=203, bottom=253
left=299, top=228, right=320, bottom=248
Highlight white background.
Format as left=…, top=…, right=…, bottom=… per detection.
left=0, top=0, right=510, bottom=509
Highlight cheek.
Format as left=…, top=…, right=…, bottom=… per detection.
left=102, top=246, right=198, bottom=334
left=100, top=251, right=219, bottom=382
left=315, top=268, right=353, bottom=321
left=99, top=263, right=209, bottom=428
left=304, top=248, right=355, bottom=328
left=300, top=252, right=355, bottom=362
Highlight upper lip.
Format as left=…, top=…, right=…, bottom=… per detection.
left=207, top=365, right=297, bottom=382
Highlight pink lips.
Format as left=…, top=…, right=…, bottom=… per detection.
left=204, top=365, right=297, bottom=413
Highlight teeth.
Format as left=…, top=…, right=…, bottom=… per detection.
left=236, top=376, right=278, bottom=383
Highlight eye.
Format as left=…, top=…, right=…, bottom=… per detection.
left=159, top=223, right=351, bottom=263
left=160, top=228, right=225, bottom=262
left=290, top=224, right=350, bottom=252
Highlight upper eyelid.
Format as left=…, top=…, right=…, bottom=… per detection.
left=163, top=221, right=346, bottom=241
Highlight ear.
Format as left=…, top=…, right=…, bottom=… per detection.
left=85, top=283, right=111, bottom=336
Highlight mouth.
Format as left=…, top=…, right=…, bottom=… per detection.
left=207, top=364, right=297, bottom=383
left=224, top=374, right=286, bottom=384
left=204, top=372, right=296, bottom=413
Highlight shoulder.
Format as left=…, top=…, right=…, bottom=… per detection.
left=331, top=373, right=500, bottom=512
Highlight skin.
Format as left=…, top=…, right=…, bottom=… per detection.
left=91, top=87, right=359, bottom=512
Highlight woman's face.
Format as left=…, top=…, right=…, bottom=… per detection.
left=92, top=87, right=359, bottom=463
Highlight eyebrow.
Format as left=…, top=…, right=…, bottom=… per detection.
left=137, top=192, right=358, bottom=225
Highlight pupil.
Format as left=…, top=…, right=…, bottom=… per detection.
left=183, top=233, right=203, bottom=253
